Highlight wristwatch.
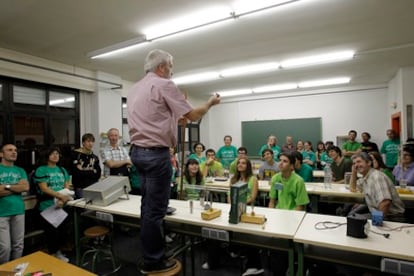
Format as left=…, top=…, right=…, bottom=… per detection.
left=5, top=185, right=11, bottom=190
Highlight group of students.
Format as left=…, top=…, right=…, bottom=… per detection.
left=0, top=128, right=135, bottom=265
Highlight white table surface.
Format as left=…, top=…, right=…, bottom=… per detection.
left=294, top=213, right=414, bottom=262
left=69, top=195, right=306, bottom=240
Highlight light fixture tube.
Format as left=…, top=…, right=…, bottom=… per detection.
left=88, top=36, right=148, bottom=59
left=220, top=62, right=280, bottom=77
left=298, top=77, right=351, bottom=88
left=173, top=72, right=220, bottom=85
left=280, top=50, right=355, bottom=69
left=233, top=0, right=300, bottom=16
left=253, top=83, right=297, bottom=93
left=216, top=89, right=252, bottom=97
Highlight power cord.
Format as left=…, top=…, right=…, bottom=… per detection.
left=314, top=221, right=347, bottom=230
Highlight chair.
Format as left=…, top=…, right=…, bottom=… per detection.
left=147, top=259, right=182, bottom=276
left=80, top=211, right=120, bottom=274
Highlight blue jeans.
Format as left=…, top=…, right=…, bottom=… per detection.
left=131, top=146, right=171, bottom=265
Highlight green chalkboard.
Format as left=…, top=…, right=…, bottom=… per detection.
left=242, top=118, right=322, bottom=157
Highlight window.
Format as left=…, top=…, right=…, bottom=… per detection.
left=13, top=85, right=46, bottom=106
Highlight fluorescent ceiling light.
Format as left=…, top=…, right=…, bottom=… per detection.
left=253, top=83, right=297, bottom=93
left=220, top=62, right=279, bottom=77
left=217, top=89, right=252, bottom=97
left=298, top=77, right=351, bottom=88
left=144, top=7, right=230, bottom=40
left=88, top=1, right=300, bottom=59
left=233, top=0, right=300, bottom=15
left=173, top=72, right=220, bottom=85
left=88, top=36, right=149, bottom=59
left=280, top=50, right=355, bottom=69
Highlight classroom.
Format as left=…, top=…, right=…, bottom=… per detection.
left=1, top=1, right=414, bottom=276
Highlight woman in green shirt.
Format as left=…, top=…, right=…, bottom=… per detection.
left=369, top=151, right=394, bottom=183
left=228, top=157, right=258, bottom=205
left=182, top=159, right=205, bottom=200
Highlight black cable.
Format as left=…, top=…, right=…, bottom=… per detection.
left=314, top=221, right=347, bottom=230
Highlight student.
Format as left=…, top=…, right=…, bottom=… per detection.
left=181, top=159, right=205, bottom=200
left=216, top=135, right=238, bottom=169
left=342, top=130, right=362, bottom=160
left=258, top=149, right=279, bottom=180
left=328, top=146, right=352, bottom=183
left=281, top=135, right=296, bottom=154
left=302, top=141, right=316, bottom=167
left=315, top=141, right=331, bottom=169
left=268, top=152, right=309, bottom=275
left=228, top=157, right=258, bottom=205
left=369, top=151, right=394, bottom=183
left=380, top=129, right=400, bottom=169
left=392, top=144, right=414, bottom=186
left=71, top=133, right=101, bottom=199
left=35, top=147, right=72, bottom=262
left=361, top=132, right=379, bottom=153
left=187, top=142, right=206, bottom=165
left=229, top=147, right=248, bottom=175
left=296, top=140, right=304, bottom=153
left=351, top=152, right=405, bottom=222
left=200, top=149, right=224, bottom=177
left=292, top=151, right=313, bottom=182
left=101, top=128, right=132, bottom=176
left=0, top=144, right=29, bottom=264
left=258, top=134, right=281, bottom=161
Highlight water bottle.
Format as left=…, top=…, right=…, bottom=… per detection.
left=324, top=163, right=332, bottom=189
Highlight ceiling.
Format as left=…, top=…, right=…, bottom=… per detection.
left=1, top=0, right=414, bottom=99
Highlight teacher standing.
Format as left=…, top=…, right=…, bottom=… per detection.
left=127, top=49, right=220, bottom=274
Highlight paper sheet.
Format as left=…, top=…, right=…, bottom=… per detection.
left=40, top=205, right=68, bottom=228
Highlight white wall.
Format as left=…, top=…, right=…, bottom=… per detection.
left=200, top=86, right=390, bottom=153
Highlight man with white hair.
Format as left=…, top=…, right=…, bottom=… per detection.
left=127, top=49, right=220, bottom=274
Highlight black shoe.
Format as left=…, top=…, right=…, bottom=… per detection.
left=140, top=259, right=177, bottom=274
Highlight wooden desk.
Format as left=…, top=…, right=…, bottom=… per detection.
left=0, top=251, right=96, bottom=276
left=69, top=195, right=306, bottom=276
left=294, top=213, right=414, bottom=276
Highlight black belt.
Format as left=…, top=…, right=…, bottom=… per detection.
left=132, top=145, right=169, bottom=151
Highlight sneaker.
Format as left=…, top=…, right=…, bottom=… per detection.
left=229, top=251, right=239, bottom=258
left=53, top=250, right=69, bottom=262
left=201, top=262, right=209, bottom=270
left=140, top=259, right=177, bottom=274
left=242, top=268, right=264, bottom=276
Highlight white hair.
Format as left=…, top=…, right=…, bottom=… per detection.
left=144, top=49, right=173, bottom=73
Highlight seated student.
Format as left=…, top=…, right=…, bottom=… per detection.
left=181, top=159, right=205, bottom=200
left=351, top=152, right=405, bottom=222
left=258, top=134, right=281, bottom=162
left=302, top=141, right=316, bottom=167
left=328, top=146, right=352, bottom=183
left=393, top=143, right=414, bottom=186
left=292, top=151, right=313, bottom=182
left=258, top=149, right=279, bottom=180
left=315, top=141, right=327, bottom=170
left=187, top=142, right=206, bottom=165
left=229, top=147, right=248, bottom=175
left=268, top=152, right=309, bottom=275
left=200, top=149, right=224, bottom=177
left=369, top=151, right=394, bottom=183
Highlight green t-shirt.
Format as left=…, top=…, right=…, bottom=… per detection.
left=216, top=145, right=238, bottom=168
left=187, top=153, right=206, bottom=165
left=258, top=145, right=281, bottom=161
left=295, top=163, right=313, bottom=182
left=228, top=175, right=256, bottom=203
left=182, top=176, right=205, bottom=200
left=380, top=139, right=400, bottom=167
left=269, top=172, right=309, bottom=210
left=0, top=164, right=28, bottom=217
left=34, top=165, right=70, bottom=211
left=200, top=161, right=224, bottom=177
left=342, top=141, right=362, bottom=159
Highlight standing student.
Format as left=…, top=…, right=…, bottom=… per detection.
left=0, top=144, right=29, bottom=264
left=281, top=135, right=296, bottom=154
left=216, top=135, right=238, bottom=170
left=71, top=133, right=101, bottom=199
left=127, top=49, right=220, bottom=274
left=361, top=132, right=379, bottom=153
left=380, top=129, right=400, bottom=169
left=258, top=134, right=281, bottom=161
left=35, top=147, right=71, bottom=262
left=101, top=128, right=132, bottom=176
left=342, top=130, right=362, bottom=160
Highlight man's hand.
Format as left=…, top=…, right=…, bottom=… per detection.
left=208, top=93, right=221, bottom=107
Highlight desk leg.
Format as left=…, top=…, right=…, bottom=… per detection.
left=73, top=208, right=81, bottom=266
left=310, top=195, right=319, bottom=213
left=296, top=243, right=304, bottom=276
left=288, top=241, right=295, bottom=276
